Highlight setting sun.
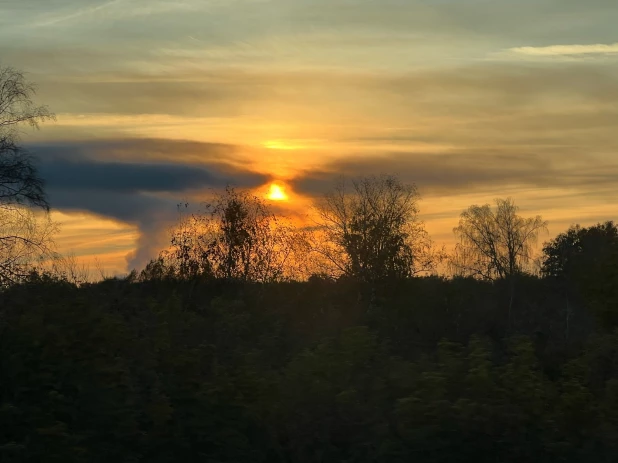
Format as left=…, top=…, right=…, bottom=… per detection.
left=267, top=183, right=288, bottom=201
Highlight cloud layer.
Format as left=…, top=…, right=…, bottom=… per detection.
left=31, top=139, right=268, bottom=269
left=293, top=150, right=618, bottom=197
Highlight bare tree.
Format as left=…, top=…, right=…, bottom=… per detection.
left=1, top=66, right=54, bottom=209
left=0, top=205, right=57, bottom=286
left=450, top=198, right=547, bottom=281
left=162, top=187, right=298, bottom=282
left=51, top=252, right=92, bottom=286
left=0, top=66, right=56, bottom=285
left=312, top=175, right=442, bottom=282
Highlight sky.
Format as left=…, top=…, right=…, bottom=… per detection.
left=2, top=0, right=618, bottom=275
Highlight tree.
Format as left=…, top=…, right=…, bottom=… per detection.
left=542, top=222, right=618, bottom=330
left=0, top=66, right=56, bottom=286
left=541, top=221, right=618, bottom=281
left=1, top=66, right=54, bottom=209
left=450, top=198, right=547, bottom=281
left=312, top=175, right=441, bottom=282
left=162, top=186, right=297, bottom=282
left=0, top=206, right=57, bottom=287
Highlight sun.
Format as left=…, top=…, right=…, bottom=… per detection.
left=267, top=183, right=288, bottom=201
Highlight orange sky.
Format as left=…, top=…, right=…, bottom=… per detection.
left=3, top=0, right=618, bottom=276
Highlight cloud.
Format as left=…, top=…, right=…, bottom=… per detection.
left=9, top=60, right=614, bottom=138
left=292, top=150, right=618, bottom=197
left=28, top=138, right=245, bottom=167
left=5, top=0, right=618, bottom=69
left=32, top=0, right=124, bottom=27
left=510, top=43, right=618, bottom=57
left=48, top=188, right=177, bottom=271
left=35, top=143, right=265, bottom=194
left=26, top=0, right=208, bottom=29
left=40, top=159, right=257, bottom=194
left=29, top=138, right=269, bottom=270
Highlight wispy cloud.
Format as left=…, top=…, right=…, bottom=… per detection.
left=510, top=43, right=618, bottom=56
left=33, top=0, right=124, bottom=27
left=32, top=0, right=202, bottom=28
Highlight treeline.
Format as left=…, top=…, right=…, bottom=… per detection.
left=139, top=179, right=544, bottom=286
left=2, top=260, right=618, bottom=462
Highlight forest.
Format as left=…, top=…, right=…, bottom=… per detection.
left=2, top=68, right=618, bottom=462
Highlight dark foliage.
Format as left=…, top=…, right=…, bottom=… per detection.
left=542, top=222, right=618, bottom=329
left=2, top=263, right=618, bottom=462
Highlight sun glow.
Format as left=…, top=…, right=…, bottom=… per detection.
left=263, top=140, right=303, bottom=150
left=267, top=183, right=288, bottom=201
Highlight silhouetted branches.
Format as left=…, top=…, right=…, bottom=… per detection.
left=0, top=205, right=58, bottom=287
left=0, top=66, right=54, bottom=210
left=157, top=187, right=300, bottom=282
left=311, top=175, right=443, bottom=282
left=450, top=198, right=547, bottom=280
left=0, top=66, right=56, bottom=285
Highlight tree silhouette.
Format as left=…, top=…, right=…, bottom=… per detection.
left=542, top=221, right=618, bottom=281
left=543, top=222, right=618, bottom=330
left=162, top=186, right=296, bottom=282
left=0, top=66, right=56, bottom=286
left=450, top=198, right=547, bottom=281
left=0, top=66, right=54, bottom=209
left=312, top=175, right=440, bottom=283
left=0, top=206, right=57, bottom=286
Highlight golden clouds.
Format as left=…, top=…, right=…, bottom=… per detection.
left=50, top=210, right=138, bottom=275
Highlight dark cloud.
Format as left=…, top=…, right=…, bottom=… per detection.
left=27, top=138, right=269, bottom=270
left=42, top=160, right=225, bottom=193
left=47, top=188, right=172, bottom=226
left=27, top=138, right=241, bottom=164
left=37, top=157, right=265, bottom=195
left=47, top=188, right=178, bottom=270
left=292, top=150, right=618, bottom=197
